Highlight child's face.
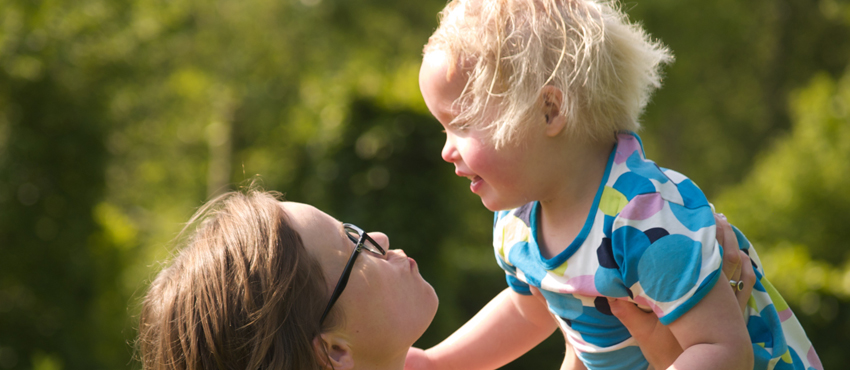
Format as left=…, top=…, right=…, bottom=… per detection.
left=419, top=52, right=544, bottom=211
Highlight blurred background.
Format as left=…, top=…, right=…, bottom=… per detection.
left=1, top=0, right=849, bottom=368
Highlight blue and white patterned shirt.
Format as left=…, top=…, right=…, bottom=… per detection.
left=493, top=132, right=820, bottom=370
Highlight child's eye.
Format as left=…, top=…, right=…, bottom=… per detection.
left=452, top=123, right=470, bottom=131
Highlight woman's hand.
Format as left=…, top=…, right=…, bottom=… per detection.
left=714, top=214, right=756, bottom=315
left=608, top=213, right=755, bottom=369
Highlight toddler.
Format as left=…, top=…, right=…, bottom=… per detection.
left=411, top=0, right=820, bottom=369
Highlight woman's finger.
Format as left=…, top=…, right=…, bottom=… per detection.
left=714, top=212, right=755, bottom=316
left=609, top=298, right=682, bottom=369
left=715, top=213, right=728, bottom=248
left=716, top=213, right=742, bottom=284
left=608, top=298, right=656, bottom=340
left=736, top=250, right=756, bottom=315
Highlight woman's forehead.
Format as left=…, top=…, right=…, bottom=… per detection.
left=281, top=201, right=335, bottom=223
left=280, top=201, right=348, bottom=254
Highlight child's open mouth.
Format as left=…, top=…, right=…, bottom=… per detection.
left=469, top=176, right=483, bottom=193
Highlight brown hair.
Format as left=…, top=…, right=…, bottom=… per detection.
left=137, top=190, right=333, bottom=370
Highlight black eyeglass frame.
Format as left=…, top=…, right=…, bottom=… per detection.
left=320, top=223, right=386, bottom=324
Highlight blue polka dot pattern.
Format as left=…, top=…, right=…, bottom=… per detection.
left=747, top=313, right=773, bottom=346
left=743, top=264, right=764, bottom=292
left=578, top=346, right=648, bottom=370
left=506, top=275, right=531, bottom=295
left=788, top=347, right=804, bottom=370
left=594, top=266, right=629, bottom=298
left=643, top=227, right=669, bottom=243
left=637, top=234, right=702, bottom=302
left=491, top=132, right=820, bottom=370
left=760, top=304, right=789, bottom=355
left=754, top=344, right=774, bottom=370
left=612, top=172, right=656, bottom=200
left=506, top=241, right=546, bottom=286
left=594, top=296, right=613, bottom=315
left=668, top=202, right=715, bottom=232
left=611, top=226, right=651, bottom=287
left=596, top=238, right=617, bottom=268
left=571, top=305, right=632, bottom=347
left=602, top=214, right=615, bottom=238
left=676, top=179, right=709, bottom=208
left=539, top=290, right=583, bottom=320
left=625, top=150, right=670, bottom=184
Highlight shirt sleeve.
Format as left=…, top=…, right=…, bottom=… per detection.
left=497, top=251, right=532, bottom=295
left=610, top=193, right=723, bottom=325
left=493, top=211, right=533, bottom=296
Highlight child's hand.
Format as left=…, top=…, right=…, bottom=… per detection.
left=609, top=213, right=755, bottom=369
left=405, top=347, right=435, bottom=370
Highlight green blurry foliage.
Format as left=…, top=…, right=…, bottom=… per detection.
left=0, top=0, right=848, bottom=368
left=716, top=70, right=850, bottom=367
left=719, top=72, right=850, bottom=266
left=631, top=0, right=850, bottom=196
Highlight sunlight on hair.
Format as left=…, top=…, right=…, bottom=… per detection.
left=424, top=0, right=673, bottom=147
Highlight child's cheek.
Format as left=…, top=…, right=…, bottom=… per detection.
left=464, top=141, right=497, bottom=174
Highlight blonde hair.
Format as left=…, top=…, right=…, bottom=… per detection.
left=424, top=0, right=673, bottom=146
left=137, top=190, right=334, bottom=370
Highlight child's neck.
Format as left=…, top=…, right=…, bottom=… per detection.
left=536, top=139, right=613, bottom=260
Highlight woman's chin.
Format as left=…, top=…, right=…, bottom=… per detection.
left=419, top=286, right=441, bottom=337
left=408, top=285, right=440, bottom=344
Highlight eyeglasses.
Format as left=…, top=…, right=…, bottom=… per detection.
left=320, top=223, right=386, bottom=324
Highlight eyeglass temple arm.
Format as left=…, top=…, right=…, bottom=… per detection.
left=320, top=244, right=362, bottom=323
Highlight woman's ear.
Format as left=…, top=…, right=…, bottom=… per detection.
left=540, top=86, right=567, bottom=137
left=312, top=333, right=355, bottom=370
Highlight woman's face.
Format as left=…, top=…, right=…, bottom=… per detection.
left=280, top=202, right=438, bottom=361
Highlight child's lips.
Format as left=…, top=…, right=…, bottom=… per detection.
left=469, top=176, right=483, bottom=193
left=455, top=170, right=483, bottom=193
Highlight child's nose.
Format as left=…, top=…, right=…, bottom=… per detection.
left=441, top=136, right=458, bottom=163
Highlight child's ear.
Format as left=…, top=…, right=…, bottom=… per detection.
left=540, top=86, right=567, bottom=137
left=312, top=333, right=355, bottom=370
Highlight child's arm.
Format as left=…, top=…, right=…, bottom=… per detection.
left=664, top=272, right=754, bottom=370
left=610, top=214, right=756, bottom=369
left=661, top=213, right=755, bottom=370
left=405, top=287, right=558, bottom=370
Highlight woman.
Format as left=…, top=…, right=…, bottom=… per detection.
left=137, top=189, right=751, bottom=370
left=137, top=189, right=438, bottom=370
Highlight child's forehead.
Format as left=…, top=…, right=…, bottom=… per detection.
left=422, top=49, right=450, bottom=70
left=422, top=50, right=468, bottom=85
left=421, top=51, right=468, bottom=102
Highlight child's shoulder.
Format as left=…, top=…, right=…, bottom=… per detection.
left=607, top=132, right=710, bottom=212
left=602, top=132, right=717, bottom=235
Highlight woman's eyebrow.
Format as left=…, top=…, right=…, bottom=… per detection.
left=337, top=223, right=353, bottom=250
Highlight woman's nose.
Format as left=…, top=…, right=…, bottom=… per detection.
left=367, top=231, right=390, bottom=252
left=387, top=249, right=408, bottom=259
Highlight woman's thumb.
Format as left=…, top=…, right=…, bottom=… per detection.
left=608, top=298, right=639, bottom=321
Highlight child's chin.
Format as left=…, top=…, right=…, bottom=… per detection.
left=480, top=197, right=515, bottom=212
